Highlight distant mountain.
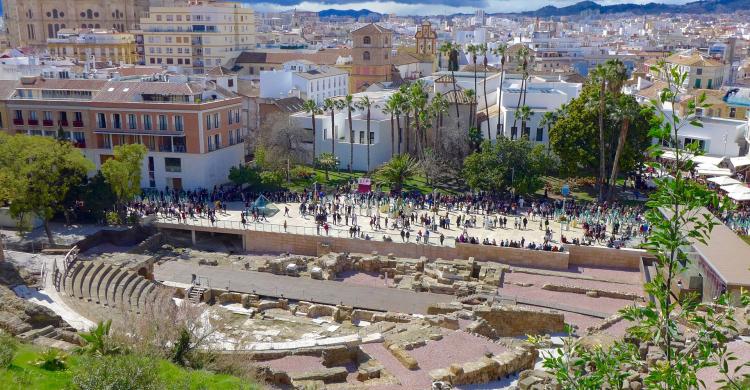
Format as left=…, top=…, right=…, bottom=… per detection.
left=517, top=0, right=750, bottom=17
left=318, top=9, right=382, bottom=21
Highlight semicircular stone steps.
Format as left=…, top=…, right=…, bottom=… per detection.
left=84, top=263, right=106, bottom=302
left=129, top=278, right=149, bottom=312
left=107, top=270, right=130, bottom=308
left=99, top=267, right=122, bottom=307
left=73, top=262, right=95, bottom=299
left=64, top=262, right=84, bottom=297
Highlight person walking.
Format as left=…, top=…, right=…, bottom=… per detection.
left=439, top=233, right=445, bottom=246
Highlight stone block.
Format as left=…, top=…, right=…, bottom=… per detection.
left=289, top=366, right=348, bottom=384
left=388, top=344, right=419, bottom=370
left=217, top=292, right=242, bottom=305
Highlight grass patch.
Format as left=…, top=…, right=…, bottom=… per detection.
left=285, top=168, right=460, bottom=195
left=0, top=343, right=257, bottom=390
left=741, top=235, right=750, bottom=247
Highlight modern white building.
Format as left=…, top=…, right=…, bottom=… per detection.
left=290, top=91, right=396, bottom=171
left=260, top=60, right=348, bottom=104
left=668, top=114, right=749, bottom=157
left=482, top=77, right=582, bottom=143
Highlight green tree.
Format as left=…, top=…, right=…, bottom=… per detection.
left=383, top=93, right=401, bottom=157
left=539, top=61, right=750, bottom=390
left=464, top=88, right=476, bottom=130
left=342, top=94, right=356, bottom=172
left=374, top=154, right=420, bottom=193
left=260, top=170, right=284, bottom=188
left=429, top=92, right=448, bottom=149
left=101, top=143, right=147, bottom=218
left=511, top=46, right=532, bottom=129
left=467, top=43, right=479, bottom=129
left=323, top=98, right=340, bottom=155
left=0, top=134, right=93, bottom=244
left=316, top=152, right=338, bottom=181
left=302, top=99, right=321, bottom=165
left=479, top=43, right=491, bottom=139
left=514, top=105, right=533, bottom=139
left=228, top=164, right=260, bottom=187
left=439, top=41, right=461, bottom=119
left=78, top=320, right=121, bottom=356
left=463, top=138, right=547, bottom=194
left=358, top=95, right=374, bottom=172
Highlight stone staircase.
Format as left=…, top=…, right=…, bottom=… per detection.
left=17, top=325, right=77, bottom=351
left=187, top=286, right=206, bottom=304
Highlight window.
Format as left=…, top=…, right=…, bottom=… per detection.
left=207, top=135, right=214, bottom=150
left=143, top=115, right=152, bottom=130
left=234, top=109, right=240, bottom=124
left=112, top=113, right=121, bottom=129
left=229, top=130, right=234, bottom=145
left=363, top=36, right=371, bottom=45
left=369, top=131, right=374, bottom=144
left=213, top=113, right=219, bottom=128
left=363, top=51, right=370, bottom=61
left=127, top=114, right=136, bottom=129
left=730, top=107, right=737, bottom=118
left=535, top=128, right=543, bottom=142
left=228, top=79, right=234, bottom=88
left=206, top=115, right=211, bottom=130
left=74, top=112, right=83, bottom=122
left=214, top=134, right=220, bottom=149
left=14, top=110, right=22, bottom=120
left=43, top=111, right=52, bottom=121
left=228, top=110, right=233, bottom=125
left=683, top=137, right=706, bottom=151
left=707, top=79, right=713, bottom=89
left=158, top=115, right=168, bottom=130
left=29, top=111, right=38, bottom=120
left=174, top=115, right=183, bottom=131
left=696, top=68, right=702, bottom=75
left=510, top=126, right=517, bottom=139
left=694, top=78, right=701, bottom=89
left=97, top=113, right=106, bottom=128
left=164, top=157, right=181, bottom=172
left=359, top=131, right=364, bottom=144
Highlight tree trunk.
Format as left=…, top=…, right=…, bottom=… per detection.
left=366, top=108, right=371, bottom=173
left=311, top=113, right=316, bottom=166
left=598, top=79, right=607, bottom=202
left=44, top=218, right=55, bottom=245
left=512, top=77, right=525, bottom=129
left=396, top=114, right=402, bottom=155
left=497, top=64, right=505, bottom=139
left=348, top=109, right=353, bottom=173
left=405, top=112, right=411, bottom=155
left=330, top=110, right=335, bottom=155
left=451, top=71, right=460, bottom=118
left=390, top=113, right=395, bottom=158
left=483, top=63, right=490, bottom=141
left=607, top=118, right=630, bottom=201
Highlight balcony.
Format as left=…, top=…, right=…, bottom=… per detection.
left=72, top=141, right=86, bottom=149
left=43, top=119, right=54, bottom=127
left=13, top=118, right=23, bottom=126
left=72, top=121, right=84, bottom=128
left=59, top=120, right=69, bottom=127
left=27, top=119, right=39, bottom=126
left=158, top=144, right=187, bottom=153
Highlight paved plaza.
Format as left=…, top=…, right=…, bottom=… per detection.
left=155, top=199, right=620, bottom=250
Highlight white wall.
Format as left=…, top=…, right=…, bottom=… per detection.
left=259, top=70, right=293, bottom=99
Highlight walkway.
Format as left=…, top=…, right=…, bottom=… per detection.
left=155, top=261, right=454, bottom=314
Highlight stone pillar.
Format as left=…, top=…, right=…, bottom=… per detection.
left=242, top=234, right=248, bottom=251
left=191, top=230, right=196, bottom=246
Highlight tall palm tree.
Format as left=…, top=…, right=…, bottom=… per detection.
left=382, top=96, right=397, bottom=158
left=467, top=44, right=479, bottom=126
left=440, top=41, right=461, bottom=119
left=391, top=91, right=406, bottom=155
left=342, top=94, right=356, bottom=172
left=607, top=96, right=639, bottom=201
left=302, top=99, right=320, bottom=166
left=323, top=98, right=339, bottom=155
left=512, top=46, right=531, bottom=130
left=538, top=110, right=557, bottom=148
left=591, top=59, right=627, bottom=201
left=514, top=105, right=533, bottom=139
left=408, top=81, right=428, bottom=155
left=464, top=88, right=476, bottom=129
left=478, top=43, right=491, bottom=139
left=493, top=44, right=508, bottom=140
left=357, top=95, right=373, bottom=172
left=397, top=85, right=412, bottom=155
left=430, top=92, right=448, bottom=149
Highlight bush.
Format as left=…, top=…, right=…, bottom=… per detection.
left=34, top=348, right=67, bottom=371
left=290, top=165, right=314, bottom=181
left=0, top=332, right=17, bottom=369
left=259, top=170, right=284, bottom=188
left=72, top=354, right=161, bottom=390
left=105, top=211, right=121, bottom=225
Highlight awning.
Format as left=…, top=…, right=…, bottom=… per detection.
left=729, top=156, right=750, bottom=169
left=691, top=155, right=725, bottom=166
left=708, top=176, right=741, bottom=186
left=720, top=184, right=750, bottom=193
left=728, top=192, right=750, bottom=202
left=696, top=167, right=732, bottom=176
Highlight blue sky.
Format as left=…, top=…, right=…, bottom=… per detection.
left=251, top=0, right=694, bottom=15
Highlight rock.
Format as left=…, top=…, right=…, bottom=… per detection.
left=630, top=381, right=643, bottom=390
left=217, top=292, right=242, bottom=304
left=306, top=304, right=335, bottom=318
left=357, top=363, right=383, bottom=381
left=387, top=343, right=419, bottom=370
left=473, top=305, right=564, bottom=337
left=586, top=290, right=599, bottom=298
left=429, top=333, right=443, bottom=341
left=351, top=309, right=376, bottom=323
left=289, top=367, right=348, bottom=384
left=466, top=319, right=497, bottom=339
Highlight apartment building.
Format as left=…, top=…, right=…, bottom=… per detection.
left=1, top=0, right=149, bottom=48
left=1, top=76, right=246, bottom=189
left=47, top=28, right=138, bottom=64
left=650, top=50, right=726, bottom=91
left=140, top=1, right=255, bottom=74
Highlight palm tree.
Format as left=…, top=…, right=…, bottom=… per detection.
left=342, top=94, right=356, bottom=172
left=607, top=96, right=640, bottom=201
left=408, top=81, right=428, bottom=155
left=479, top=43, right=491, bottom=139
left=77, top=320, right=120, bottom=356
left=302, top=99, right=320, bottom=166
left=374, top=154, right=420, bottom=193
left=397, top=85, right=412, bottom=155
left=493, top=44, right=508, bottom=140
left=358, top=95, right=373, bottom=172
left=391, top=91, right=406, bottom=155
left=430, top=92, right=448, bottom=149
left=538, top=111, right=557, bottom=148
left=512, top=46, right=531, bottom=130
left=591, top=59, right=627, bottom=201
left=323, top=98, right=339, bottom=155
left=514, top=105, right=533, bottom=139
left=317, top=152, right=338, bottom=181
left=382, top=96, right=397, bottom=158
left=440, top=41, right=461, bottom=119
left=465, top=88, right=476, bottom=129
left=467, top=44, right=479, bottom=127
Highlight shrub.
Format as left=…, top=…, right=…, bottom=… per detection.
left=290, top=165, right=314, bottom=181
left=259, top=170, right=284, bottom=188
left=0, top=332, right=17, bottom=369
left=105, top=211, right=121, bottom=225
left=72, top=354, right=161, bottom=390
left=34, top=348, right=67, bottom=371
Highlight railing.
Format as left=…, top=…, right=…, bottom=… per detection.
left=43, top=119, right=54, bottom=126
left=59, top=120, right=69, bottom=127
left=72, top=121, right=84, bottom=128
left=155, top=215, right=453, bottom=247
left=12, top=118, right=23, bottom=125
left=27, top=119, right=39, bottom=125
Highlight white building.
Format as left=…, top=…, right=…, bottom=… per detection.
left=260, top=60, right=348, bottom=104
left=668, top=114, right=748, bottom=157
left=482, top=76, right=582, bottom=143
left=290, top=91, right=396, bottom=171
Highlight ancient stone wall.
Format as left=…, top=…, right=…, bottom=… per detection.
left=473, top=305, right=565, bottom=337
left=567, top=245, right=644, bottom=269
